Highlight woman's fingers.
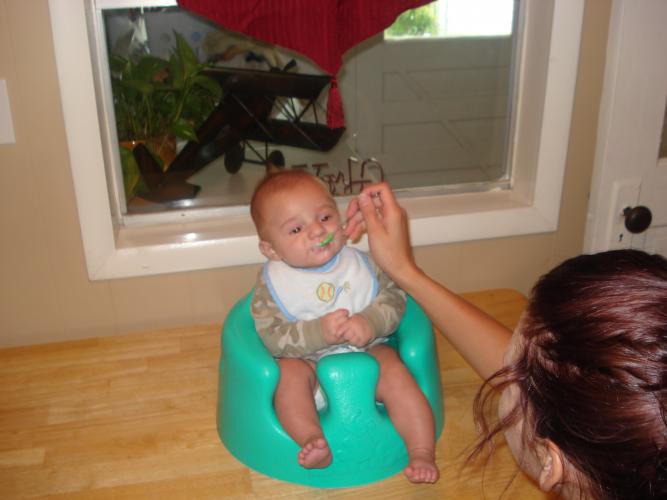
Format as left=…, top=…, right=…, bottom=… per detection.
left=360, top=183, right=399, bottom=214
left=344, top=182, right=401, bottom=241
left=345, top=197, right=360, bottom=221
left=344, top=210, right=366, bottom=241
left=357, top=191, right=384, bottom=234
left=354, top=182, right=416, bottom=284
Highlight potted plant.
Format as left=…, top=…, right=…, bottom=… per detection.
left=110, top=32, right=222, bottom=200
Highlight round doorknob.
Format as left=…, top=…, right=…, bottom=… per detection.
left=623, top=205, right=652, bottom=234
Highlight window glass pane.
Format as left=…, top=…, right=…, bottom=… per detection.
left=98, top=2, right=518, bottom=216
left=385, top=0, right=514, bottom=39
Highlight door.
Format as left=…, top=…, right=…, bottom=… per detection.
left=584, top=0, right=667, bottom=256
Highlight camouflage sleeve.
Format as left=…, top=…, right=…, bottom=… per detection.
left=357, top=256, right=407, bottom=339
left=251, top=269, right=329, bottom=358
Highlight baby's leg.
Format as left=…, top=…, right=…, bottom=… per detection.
left=369, top=344, right=439, bottom=483
left=274, top=358, right=331, bottom=469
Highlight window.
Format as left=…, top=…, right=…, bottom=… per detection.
left=386, top=0, right=514, bottom=39
left=50, top=0, right=583, bottom=279
left=97, top=1, right=517, bottom=217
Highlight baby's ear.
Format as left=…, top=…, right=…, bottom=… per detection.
left=258, top=240, right=281, bottom=261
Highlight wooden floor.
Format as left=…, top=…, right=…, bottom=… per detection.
left=0, top=289, right=548, bottom=499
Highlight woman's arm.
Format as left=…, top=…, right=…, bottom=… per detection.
left=346, top=183, right=512, bottom=380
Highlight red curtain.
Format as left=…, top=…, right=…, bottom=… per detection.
left=177, top=0, right=432, bottom=128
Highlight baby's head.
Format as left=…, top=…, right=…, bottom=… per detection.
left=250, top=170, right=346, bottom=268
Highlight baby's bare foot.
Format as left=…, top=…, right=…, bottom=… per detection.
left=404, top=450, right=439, bottom=484
left=297, top=437, right=332, bottom=469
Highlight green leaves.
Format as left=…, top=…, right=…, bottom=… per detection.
left=173, top=32, right=199, bottom=83
left=168, top=119, right=198, bottom=143
left=385, top=3, right=438, bottom=38
left=109, top=54, right=129, bottom=74
left=110, top=31, right=222, bottom=199
left=119, top=144, right=147, bottom=199
left=192, top=74, right=222, bottom=100
left=135, top=55, right=169, bottom=81
left=120, top=79, right=154, bottom=95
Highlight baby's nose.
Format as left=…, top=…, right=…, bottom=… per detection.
left=309, top=222, right=326, bottom=238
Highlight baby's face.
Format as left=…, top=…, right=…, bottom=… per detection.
left=259, top=180, right=345, bottom=268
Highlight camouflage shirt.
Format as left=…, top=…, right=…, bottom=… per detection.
left=251, top=253, right=406, bottom=358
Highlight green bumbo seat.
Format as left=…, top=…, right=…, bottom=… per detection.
left=217, top=291, right=443, bottom=488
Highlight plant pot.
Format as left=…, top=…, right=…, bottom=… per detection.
left=120, top=135, right=177, bottom=171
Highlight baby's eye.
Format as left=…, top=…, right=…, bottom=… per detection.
left=289, top=226, right=302, bottom=235
left=320, top=214, right=332, bottom=222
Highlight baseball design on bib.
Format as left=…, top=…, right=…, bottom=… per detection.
left=316, top=282, right=336, bottom=303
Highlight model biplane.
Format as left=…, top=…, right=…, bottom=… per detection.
left=132, top=62, right=345, bottom=204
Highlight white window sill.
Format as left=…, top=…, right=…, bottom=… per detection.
left=94, top=187, right=554, bottom=279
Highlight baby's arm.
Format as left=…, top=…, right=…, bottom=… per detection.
left=251, top=271, right=346, bottom=357
left=342, top=259, right=407, bottom=347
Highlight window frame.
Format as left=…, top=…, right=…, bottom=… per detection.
left=49, top=0, right=583, bottom=280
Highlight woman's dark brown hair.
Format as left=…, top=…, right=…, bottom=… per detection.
left=472, top=250, right=667, bottom=499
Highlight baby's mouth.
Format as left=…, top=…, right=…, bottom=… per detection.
left=317, top=233, right=334, bottom=248
left=314, top=224, right=347, bottom=250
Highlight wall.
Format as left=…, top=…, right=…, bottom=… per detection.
left=0, top=0, right=610, bottom=347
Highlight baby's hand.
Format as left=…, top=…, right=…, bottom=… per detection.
left=340, top=314, right=374, bottom=347
left=320, top=309, right=349, bottom=345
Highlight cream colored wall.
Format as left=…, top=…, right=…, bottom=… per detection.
left=0, top=0, right=610, bottom=347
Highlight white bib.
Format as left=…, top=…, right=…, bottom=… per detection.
left=263, top=247, right=378, bottom=321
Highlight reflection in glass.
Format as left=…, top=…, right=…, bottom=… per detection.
left=99, top=2, right=518, bottom=215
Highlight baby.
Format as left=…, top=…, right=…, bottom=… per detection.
left=250, top=169, right=439, bottom=483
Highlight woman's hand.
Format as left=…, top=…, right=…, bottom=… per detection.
left=344, top=182, right=417, bottom=286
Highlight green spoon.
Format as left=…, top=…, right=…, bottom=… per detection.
left=318, top=233, right=334, bottom=247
